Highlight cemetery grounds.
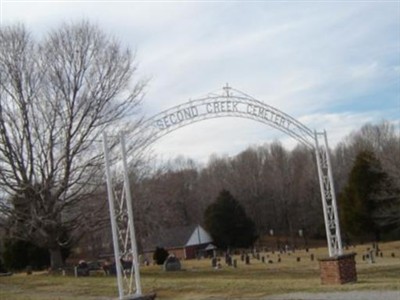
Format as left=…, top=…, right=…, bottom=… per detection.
left=0, top=241, right=399, bottom=300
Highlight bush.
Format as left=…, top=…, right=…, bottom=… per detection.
left=153, top=247, right=169, bottom=265
left=3, top=239, right=49, bottom=271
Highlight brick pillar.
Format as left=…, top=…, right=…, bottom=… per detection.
left=318, top=253, right=357, bottom=284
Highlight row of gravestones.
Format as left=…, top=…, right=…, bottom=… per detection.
left=210, top=252, right=318, bottom=268
left=362, top=249, right=396, bottom=263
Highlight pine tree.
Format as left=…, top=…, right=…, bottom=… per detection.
left=339, top=150, right=387, bottom=240
left=204, top=190, right=257, bottom=249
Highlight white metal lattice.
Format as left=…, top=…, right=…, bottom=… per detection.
left=314, top=131, right=343, bottom=257
left=103, top=132, right=141, bottom=299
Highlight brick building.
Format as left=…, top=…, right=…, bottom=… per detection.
left=143, top=224, right=214, bottom=260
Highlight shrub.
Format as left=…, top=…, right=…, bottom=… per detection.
left=153, top=247, right=169, bottom=265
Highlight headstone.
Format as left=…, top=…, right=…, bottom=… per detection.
left=368, top=250, right=375, bottom=264
left=211, top=257, right=217, bottom=268
left=245, top=255, right=250, bottom=265
left=227, top=256, right=232, bottom=266
left=26, top=265, right=32, bottom=275
left=163, top=256, right=181, bottom=271
left=76, top=260, right=89, bottom=276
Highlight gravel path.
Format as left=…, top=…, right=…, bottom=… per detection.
left=261, top=290, right=400, bottom=300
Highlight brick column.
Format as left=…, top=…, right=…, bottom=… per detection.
left=318, top=253, right=357, bottom=284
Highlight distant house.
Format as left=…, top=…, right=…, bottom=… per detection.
left=143, top=224, right=214, bottom=260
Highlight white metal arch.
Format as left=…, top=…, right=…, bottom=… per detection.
left=103, top=85, right=343, bottom=299
left=135, top=85, right=315, bottom=149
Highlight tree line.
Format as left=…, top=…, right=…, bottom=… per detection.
left=130, top=121, right=399, bottom=251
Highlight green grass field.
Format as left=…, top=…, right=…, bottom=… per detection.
left=1, top=241, right=399, bottom=300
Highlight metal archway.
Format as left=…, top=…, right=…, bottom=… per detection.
left=103, top=85, right=343, bottom=299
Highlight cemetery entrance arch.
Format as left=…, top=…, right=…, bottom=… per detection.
left=103, top=85, right=343, bottom=299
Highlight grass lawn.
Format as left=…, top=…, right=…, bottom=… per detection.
left=1, top=241, right=399, bottom=300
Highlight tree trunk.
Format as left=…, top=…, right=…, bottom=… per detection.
left=49, top=247, right=63, bottom=270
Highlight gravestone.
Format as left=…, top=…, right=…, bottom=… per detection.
left=245, top=255, right=250, bottom=265
left=211, top=257, right=217, bottom=268
left=368, top=250, right=375, bottom=264
left=26, top=265, right=32, bottom=275
left=163, top=256, right=181, bottom=271
left=226, top=256, right=232, bottom=266
left=76, top=260, right=89, bottom=276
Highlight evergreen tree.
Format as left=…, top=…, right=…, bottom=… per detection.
left=339, top=150, right=387, bottom=240
left=204, top=189, right=257, bottom=249
left=153, top=247, right=169, bottom=265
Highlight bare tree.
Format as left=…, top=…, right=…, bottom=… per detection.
left=0, top=22, right=145, bottom=269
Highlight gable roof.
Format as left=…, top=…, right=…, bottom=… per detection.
left=143, top=224, right=212, bottom=252
left=186, top=225, right=213, bottom=246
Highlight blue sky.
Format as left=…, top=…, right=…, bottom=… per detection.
left=1, top=0, right=399, bottom=163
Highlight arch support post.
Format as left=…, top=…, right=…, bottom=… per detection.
left=314, top=131, right=343, bottom=257
left=102, top=132, right=143, bottom=299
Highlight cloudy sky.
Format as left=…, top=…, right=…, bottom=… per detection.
left=1, top=0, right=399, bottom=163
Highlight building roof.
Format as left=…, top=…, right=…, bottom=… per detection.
left=143, top=224, right=212, bottom=252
